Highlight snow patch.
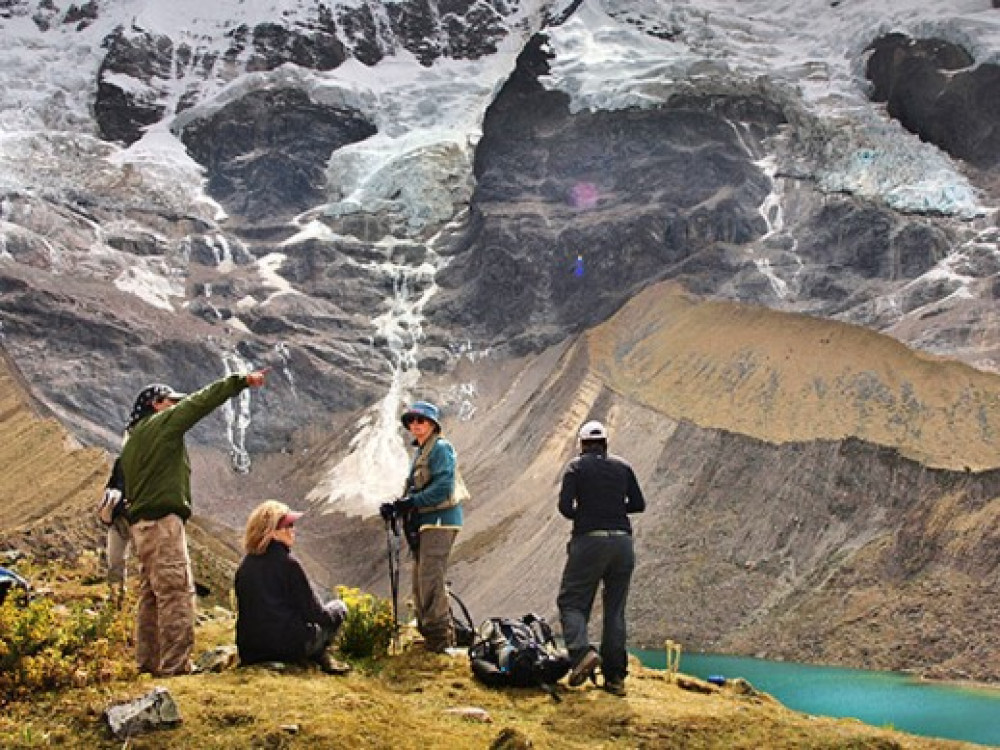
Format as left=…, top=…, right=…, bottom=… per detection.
left=113, top=265, right=183, bottom=312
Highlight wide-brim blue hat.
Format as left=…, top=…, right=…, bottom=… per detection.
left=401, top=400, right=440, bottom=428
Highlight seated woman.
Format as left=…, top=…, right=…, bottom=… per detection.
left=235, top=500, right=350, bottom=674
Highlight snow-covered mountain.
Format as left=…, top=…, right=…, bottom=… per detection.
left=2, top=0, right=1000, bottom=680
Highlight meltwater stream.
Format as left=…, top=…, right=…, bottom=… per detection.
left=636, top=650, right=1000, bottom=747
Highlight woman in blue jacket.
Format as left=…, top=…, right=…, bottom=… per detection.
left=383, top=401, right=464, bottom=653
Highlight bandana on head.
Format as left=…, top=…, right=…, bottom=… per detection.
left=128, top=384, right=185, bottom=427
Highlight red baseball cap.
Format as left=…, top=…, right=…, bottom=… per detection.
left=277, top=511, right=304, bottom=529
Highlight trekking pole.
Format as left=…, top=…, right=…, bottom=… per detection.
left=384, top=512, right=401, bottom=653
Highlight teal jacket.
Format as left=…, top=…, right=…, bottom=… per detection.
left=122, top=375, right=248, bottom=522
left=407, top=435, right=463, bottom=529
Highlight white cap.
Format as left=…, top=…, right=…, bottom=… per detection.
left=578, top=420, right=607, bottom=441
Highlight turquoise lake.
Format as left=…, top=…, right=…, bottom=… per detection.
left=634, top=650, right=1000, bottom=747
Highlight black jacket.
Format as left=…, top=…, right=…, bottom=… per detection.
left=235, top=541, right=337, bottom=664
left=558, top=447, right=646, bottom=535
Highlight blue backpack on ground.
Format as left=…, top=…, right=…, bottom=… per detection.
left=0, top=566, right=29, bottom=606
left=469, top=613, right=571, bottom=699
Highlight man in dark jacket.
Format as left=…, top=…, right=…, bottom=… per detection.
left=557, top=419, right=646, bottom=696
left=120, top=370, right=267, bottom=676
left=235, top=501, right=348, bottom=673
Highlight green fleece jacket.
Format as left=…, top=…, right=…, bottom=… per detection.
left=121, top=374, right=248, bottom=522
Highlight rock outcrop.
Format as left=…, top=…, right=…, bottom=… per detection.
left=866, top=34, right=1000, bottom=170
left=177, top=89, right=377, bottom=220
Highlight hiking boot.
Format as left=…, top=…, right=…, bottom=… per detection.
left=155, top=661, right=193, bottom=677
left=407, top=639, right=447, bottom=655
left=315, top=652, right=352, bottom=675
left=567, top=649, right=601, bottom=687
left=603, top=677, right=626, bottom=697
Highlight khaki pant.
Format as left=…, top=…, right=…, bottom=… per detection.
left=130, top=514, right=195, bottom=676
left=412, top=527, right=458, bottom=651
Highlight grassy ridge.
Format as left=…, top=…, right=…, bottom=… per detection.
left=0, top=350, right=109, bottom=536
left=0, top=557, right=981, bottom=749
left=587, top=282, right=1000, bottom=471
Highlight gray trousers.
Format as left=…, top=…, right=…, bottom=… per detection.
left=106, top=516, right=130, bottom=586
left=412, top=527, right=458, bottom=650
left=557, top=534, right=635, bottom=681
left=304, top=600, right=349, bottom=657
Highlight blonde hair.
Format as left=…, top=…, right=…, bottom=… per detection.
left=244, top=500, right=291, bottom=555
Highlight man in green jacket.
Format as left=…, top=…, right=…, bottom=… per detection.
left=121, top=370, right=267, bottom=676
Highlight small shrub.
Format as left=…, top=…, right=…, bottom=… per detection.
left=0, top=588, right=134, bottom=704
left=335, top=586, right=395, bottom=660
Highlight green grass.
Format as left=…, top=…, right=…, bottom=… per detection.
left=0, top=557, right=979, bottom=750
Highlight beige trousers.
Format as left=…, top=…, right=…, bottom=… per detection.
left=412, top=527, right=458, bottom=651
left=130, top=514, right=195, bottom=676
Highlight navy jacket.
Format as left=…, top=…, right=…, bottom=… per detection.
left=235, top=541, right=337, bottom=664
left=558, top=448, right=646, bottom=535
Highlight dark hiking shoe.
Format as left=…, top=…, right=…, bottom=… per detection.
left=315, top=652, right=352, bottom=675
left=406, top=639, right=448, bottom=654
left=257, top=661, right=287, bottom=672
left=603, top=677, right=626, bottom=697
left=567, top=649, right=601, bottom=687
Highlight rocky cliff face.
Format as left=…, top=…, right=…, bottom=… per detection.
left=1, top=0, right=999, bottom=682
left=635, top=429, right=1000, bottom=683
left=2, top=0, right=998, bottom=452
